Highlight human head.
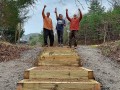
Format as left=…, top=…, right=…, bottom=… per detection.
left=46, top=12, right=50, bottom=17
left=59, top=14, right=63, bottom=19
left=73, top=14, right=77, bottom=18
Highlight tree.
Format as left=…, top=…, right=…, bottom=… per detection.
left=0, top=0, right=37, bottom=43
left=89, top=0, right=105, bottom=14
left=78, top=0, right=105, bottom=44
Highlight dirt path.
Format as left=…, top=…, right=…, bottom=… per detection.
left=0, top=47, right=42, bottom=90
left=77, top=46, right=120, bottom=90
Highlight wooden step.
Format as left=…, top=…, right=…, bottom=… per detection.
left=42, top=48, right=74, bottom=54
left=42, top=47, right=78, bottom=57
left=38, top=58, right=80, bottom=66
left=17, top=79, right=101, bottom=90
left=17, top=47, right=101, bottom=90
left=43, top=47, right=73, bottom=51
left=40, top=49, right=79, bottom=59
left=24, top=66, right=94, bottom=80
left=40, top=52, right=78, bottom=57
left=38, top=47, right=80, bottom=66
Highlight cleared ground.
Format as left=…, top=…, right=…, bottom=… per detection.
left=77, top=46, right=120, bottom=90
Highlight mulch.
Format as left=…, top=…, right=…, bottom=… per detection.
left=0, top=42, right=30, bottom=62
left=99, top=41, right=120, bottom=62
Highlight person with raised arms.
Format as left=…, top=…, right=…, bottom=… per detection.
left=66, top=8, right=82, bottom=49
left=42, top=5, right=54, bottom=47
left=55, top=8, right=66, bottom=47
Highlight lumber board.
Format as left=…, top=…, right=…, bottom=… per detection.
left=17, top=79, right=101, bottom=90
left=24, top=67, right=94, bottom=79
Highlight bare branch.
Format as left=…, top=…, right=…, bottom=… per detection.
left=75, top=0, right=85, bottom=9
left=107, top=0, right=114, bottom=6
left=85, top=0, right=89, bottom=6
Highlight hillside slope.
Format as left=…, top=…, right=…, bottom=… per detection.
left=99, top=41, right=120, bottom=62
left=0, top=42, right=29, bottom=62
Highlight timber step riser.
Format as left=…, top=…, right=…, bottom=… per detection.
left=24, top=68, right=94, bottom=79
left=17, top=82, right=100, bottom=90
left=17, top=47, right=101, bottom=90
left=38, top=59, right=81, bottom=66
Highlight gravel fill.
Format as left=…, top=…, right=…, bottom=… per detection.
left=0, top=47, right=42, bottom=90
left=77, top=46, right=120, bottom=90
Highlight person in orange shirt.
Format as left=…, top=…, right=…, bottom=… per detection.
left=42, top=5, right=54, bottom=47
left=66, top=8, right=82, bottom=48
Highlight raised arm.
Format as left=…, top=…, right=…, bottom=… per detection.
left=55, top=8, right=58, bottom=20
left=42, top=5, right=46, bottom=18
left=66, top=9, right=71, bottom=21
left=78, top=9, right=82, bottom=21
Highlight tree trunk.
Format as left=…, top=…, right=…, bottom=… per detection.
left=17, top=23, right=21, bottom=44
left=103, top=22, right=108, bottom=43
left=15, top=29, right=17, bottom=43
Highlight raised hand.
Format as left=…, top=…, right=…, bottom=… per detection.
left=42, top=5, right=47, bottom=18
left=55, top=8, right=57, bottom=13
left=78, top=8, right=81, bottom=12
left=44, top=5, right=46, bottom=8
left=66, top=9, right=68, bottom=12
left=78, top=8, right=82, bottom=21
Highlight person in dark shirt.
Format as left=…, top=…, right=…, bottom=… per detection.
left=55, top=8, right=66, bottom=47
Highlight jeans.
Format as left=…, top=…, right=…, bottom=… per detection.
left=69, top=30, right=78, bottom=47
left=57, top=30, right=63, bottom=44
left=43, top=28, right=54, bottom=46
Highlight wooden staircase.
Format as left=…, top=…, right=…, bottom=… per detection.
left=17, top=47, right=101, bottom=90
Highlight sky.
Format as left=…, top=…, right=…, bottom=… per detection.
left=24, top=0, right=111, bottom=35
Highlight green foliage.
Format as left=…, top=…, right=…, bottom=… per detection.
left=39, top=32, right=44, bottom=45
left=63, top=26, right=69, bottom=45
left=89, top=0, right=105, bottom=14
left=77, top=1, right=104, bottom=44
left=29, top=36, right=38, bottom=46
left=0, top=0, right=37, bottom=43
left=62, top=0, right=120, bottom=45
left=29, top=32, right=43, bottom=46
left=3, top=28, right=24, bottom=43
left=76, top=0, right=120, bottom=44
